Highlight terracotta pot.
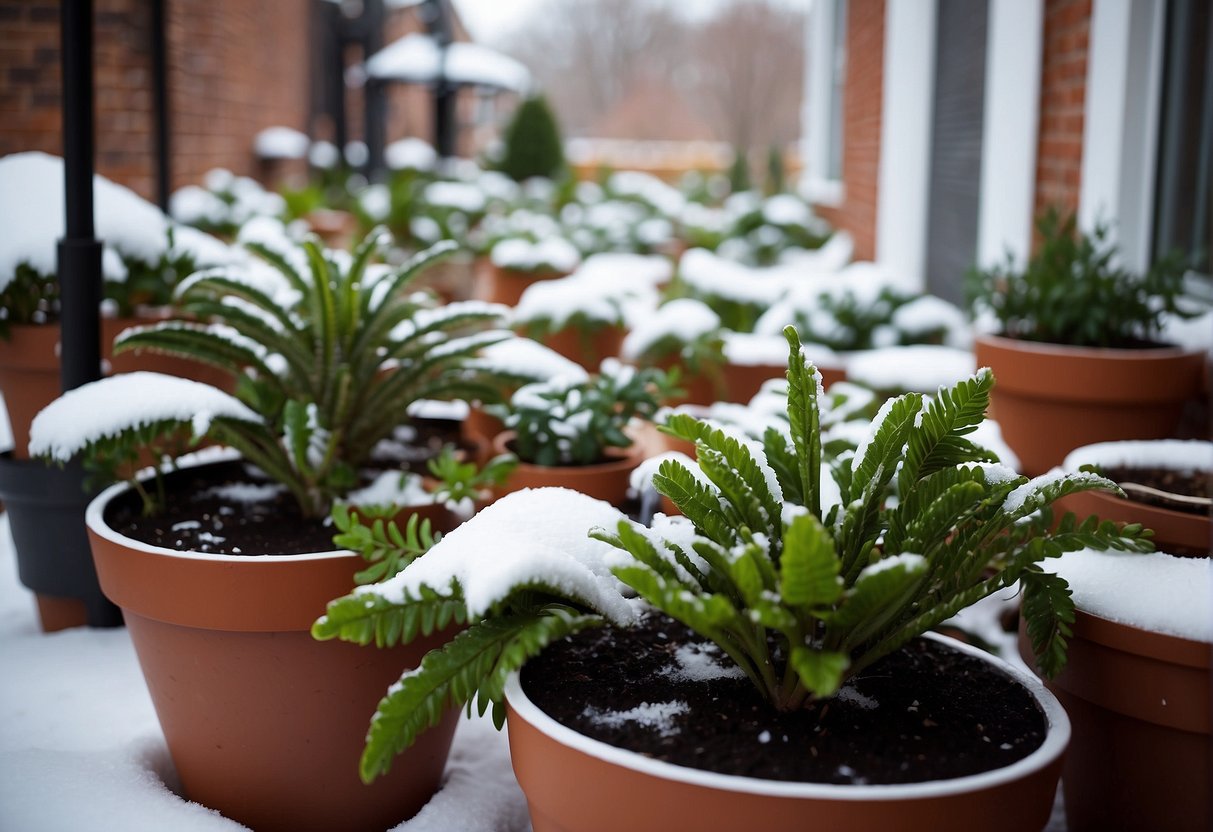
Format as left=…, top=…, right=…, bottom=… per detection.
left=85, top=460, right=460, bottom=832
left=537, top=323, right=626, bottom=372
left=654, top=356, right=724, bottom=406
left=477, top=261, right=566, bottom=307
left=721, top=361, right=845, bottom=404
left=974, top=334, right=1206, bottom=476
left=462, top=404, right=506, bottom=460
left=1059, top=489, right=1209, bottom=557
left=1019, top=611, right=1210, bottom=832
left=0, top=317, right=230, bottom=459
left=304, top=208, right=357, bottom=249
left=506, top=633, right=1069, bottom=832
left=492, top=431, right=643, bottom=505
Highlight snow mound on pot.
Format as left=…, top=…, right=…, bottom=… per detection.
left=846, top=346, right=976, bottom=393
left=466, top=336, right=588, bottom=383
left=1045, top=549, right=1213, bottom=642
left=621, top=298, right=719, bottom=360
left=28, top=372, right=260, bottom=461
left=358, top=487, right=636, bottom=624
left=1063, top=440, right=1213, bottom=474
left=0, top=151, right=170, bottom=288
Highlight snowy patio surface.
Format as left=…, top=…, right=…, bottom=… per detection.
left=0, top=510, right=533, bottom=832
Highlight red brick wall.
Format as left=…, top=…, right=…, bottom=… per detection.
left=1033, top=0, right=1090, bottom=220
left=814, top=0, right=885, bottom=262
left=0, top=0, right=311, bottom=199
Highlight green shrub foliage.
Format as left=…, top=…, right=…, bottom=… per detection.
left=968, top=208, right=1202, bottom=348
left=497, top=95, right=566, bottom=182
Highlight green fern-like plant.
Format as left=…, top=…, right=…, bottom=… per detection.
left=33, top=229, right=510, bottom=517
left=313, top=325, right=1152, bottom=782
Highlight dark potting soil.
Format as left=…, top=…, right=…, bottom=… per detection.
left=105, top=418, right=473, bottom=556
left=522, top=612, right=1047, bottom=785
left=1102, top=465, right=1210, bottom=516
left=104, top=459, right=339, bottom=555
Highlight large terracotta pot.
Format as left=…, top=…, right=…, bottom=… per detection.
left=85, top=460, right=460, bottom=832
left=1020, top=611, right=1210, bottom=832
left=537, top=323, right=626, bottom=372
left=974, top=334, right=1206, bottom=476
left=493, top=431, right=643, bottom=505
left=506, top=633, right=1069, bottom=832
left=0, top=317, right=229, bottom=459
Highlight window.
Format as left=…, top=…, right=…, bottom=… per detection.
left=1152, top=0, right=1212, bottom=279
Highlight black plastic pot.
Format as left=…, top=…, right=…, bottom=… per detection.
left=0, top=451, right=121, bottom=630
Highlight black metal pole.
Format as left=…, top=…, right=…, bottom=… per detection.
left=427, top=0, right=456, bottom=160
left=363, top=0, right=386, bottom=180
left=328, top=0, right=348, bottom=158
left=150, top=0, right=170, bottom=212
left=58, top=0, right=103, bottom=393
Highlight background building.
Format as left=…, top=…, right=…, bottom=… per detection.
left=800, top=0, right=1211, bottom=301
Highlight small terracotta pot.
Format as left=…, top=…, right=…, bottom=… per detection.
left=506, top=633, right=1069, bottom=832
left=1020, top=611, right=1210, bottom=832
left=654, top=356, right=724, bottom=407
left=536, top=323, right=626, bottom=372
left=0, top=317, right=230, bottom=459
left=462, top=404, right=506, bottom=460
left=974, top=334, right=1206, bottom=476
left=492, top=431, right=643, bottom=505
left=305, top=208, right=357, bottom=249
left=85, top=461, right=460, bottom=832
left=477, top=262, right=566, bottom=307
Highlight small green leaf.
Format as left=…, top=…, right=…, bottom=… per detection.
left=790, top=646, right=849, bottom=698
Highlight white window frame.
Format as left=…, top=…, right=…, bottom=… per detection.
left=1079, top=0, right=1166, bottom=272
left=976, top=0, right=1044, bottom=271
left=802, top=0, right=847, bottom=207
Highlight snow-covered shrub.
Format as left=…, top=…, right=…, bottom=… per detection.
left=493, top=359, right=672, bottom=466
left=170, top=168, right=286, bottom=237
left=313, top=326, right=1151, bottom=782
left=31, top=230, right=511, bottom=517
left=622, top=298, right=725, bottom=388
left=0, top=152, right=228, bottom=332
left=489, top=236, right=581, bottom=276
left=672, top=248, right=792, bottom=332
left=512, top=269, right=654, bottom=342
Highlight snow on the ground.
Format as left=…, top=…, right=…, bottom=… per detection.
left=0, top=512, right=532, bottom=831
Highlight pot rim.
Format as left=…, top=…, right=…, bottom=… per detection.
left=504, top=631, right=1070, bottom=801
left=85, top=446, right=355, bottom=563
left=974, top=331, right=1200, bottom=359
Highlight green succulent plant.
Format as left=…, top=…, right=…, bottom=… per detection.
left=33, top=230, right=510, bottom=517
left=314, top=326, right=1150, bottom=782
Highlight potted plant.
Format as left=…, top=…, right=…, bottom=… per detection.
left=479, top=236, right=581, bottom=307
left=0, top=152, right=237, bottom=631
left=1059, top=439, right=1210, bottom=558
left=29, top=230, right=510, bottom=831
left=621, top=297, right=726, bottom=406
left=487, top=360, right=673, bottom=505
left=968, top=209, right=1207, bottom=475
left=315, top=327, right=1149, bottom=831
left=512, top=271, right=646, bottom=370
left=1020, top=547, right=1210, bottom=832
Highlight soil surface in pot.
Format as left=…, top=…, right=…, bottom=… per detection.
left=104, top=416, right=464, bottom=556
left=1101, top=465, right=1209, bottom=516
left=522, top=612, right=1046, bottom=785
